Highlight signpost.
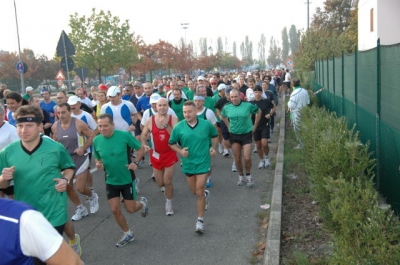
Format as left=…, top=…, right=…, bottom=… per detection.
left=56, top=30, right=75, bottom=90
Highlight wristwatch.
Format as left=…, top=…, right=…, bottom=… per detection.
left=164, top=124, right=169, bottom=128
left=62, top=177, right=70, bottom=186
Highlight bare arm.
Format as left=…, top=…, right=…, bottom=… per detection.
left=77, top=120, right=95, bottom=151
left=51, top=122, right=58, bottom=141
left=45, top=240, right=82, bottom=265
left=253, top=109, right=262, bottom=131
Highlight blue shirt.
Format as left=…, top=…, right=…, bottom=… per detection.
left=40, top=100, right=56, bottom=123
left=7, top=111, right=16, bottom=126
left=0, top=199, right=35, bottom=265
left=136, top=95, right=151, bottom=113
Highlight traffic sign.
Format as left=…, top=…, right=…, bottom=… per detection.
left=16, top=61, right=24, bottom=74
left=57, top=30, right=75, bottom=57
left=55, top=70, right=65, bottom=80
left=61, top=57, right=74, bottom=72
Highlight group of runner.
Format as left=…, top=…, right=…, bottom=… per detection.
left=0, top=69, right=295, bottom=263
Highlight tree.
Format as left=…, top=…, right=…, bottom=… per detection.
left=233, top=41, right=237, bottom=57
left=69, top=9, right=138, bottom=83
left=282, top=27, right=290, bottom=60
left=217, top=37, right=223, bottom=55
left=311, top=0, right=352, bottom=33
left=267, top=37, right=282, bottom=68
left=289, top=25, right=299, bottom=54
left=199, top=38, right=208, bottom=56
left=258, top=34, right=266, bottom=69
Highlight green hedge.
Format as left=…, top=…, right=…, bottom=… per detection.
left=295, top=105, right=400, bottom=264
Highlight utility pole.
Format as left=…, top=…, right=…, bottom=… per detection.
left=305, top=0, right=312, bottom=30
left=181, top=23, right=189, bottom=47
left=14, top=0, right=24, bottom=94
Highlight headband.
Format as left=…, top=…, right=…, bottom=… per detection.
left=16, top=117, right=42, bottom=124
left=193, top=95, right=205, bottom=100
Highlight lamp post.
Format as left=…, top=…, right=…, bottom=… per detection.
left=180, top=23, right=189, bottom=47
left=14, top=0, right=24, bottom=94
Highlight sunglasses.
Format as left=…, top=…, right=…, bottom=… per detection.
left=211, top=83, right=217, bottom=85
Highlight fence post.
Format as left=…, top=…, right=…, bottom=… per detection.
left=354, top=45, right=358, bottom=131
left=342, top=51, right=345, bottom=116
left=376, top=38, right=381, bottom=189
left=332, top=55, right=336, bottom=113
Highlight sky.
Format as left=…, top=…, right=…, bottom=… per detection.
left=0, top=0, right=325, bottom=60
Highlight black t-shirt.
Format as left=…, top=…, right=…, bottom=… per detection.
left=239, top=84, right=248, bottom=95
left=251, top=99, right=274, bottom=129
left=215, top=97, right=230, bottom=111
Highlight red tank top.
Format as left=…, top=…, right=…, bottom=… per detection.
left=151, top=115, right=173, bottom=154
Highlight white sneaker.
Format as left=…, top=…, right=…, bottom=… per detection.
left=134, top=178, right=140, bottom=194
left=252, top=145, right=257, bottom=153
left=246, top=175, right=254, bottom=188
left=232, top=162, right=237, bottom=172
left=237, top=175, right=245, bottom=186
left=70, top=234, right=82, bottom=256
left=204, top=190, right=210, bottom=210
left=264, top=158, right=271, bottom=168
left=218, top=144, right=223, bottom=154
left=71, top=206, right=89, bottom=221
left=223, top=149, right=229, bottom=157
left=89, top=193, right=99, bottom=214
left=195, top=220, right=204, bottom=234
left=258, top=160, right=265, bottom=169
left=161, top=186, right=165, bottom=193
left=165, top=202, right=174, bottom=216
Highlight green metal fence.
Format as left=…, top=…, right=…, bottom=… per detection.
left=313, top=39, right=400, bottom=213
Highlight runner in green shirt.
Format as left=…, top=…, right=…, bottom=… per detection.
left=168, top=101, right=218, bottom=234
left=221, top=89, right=261, bottom=188
left=93, top=113, right=149, bottom=248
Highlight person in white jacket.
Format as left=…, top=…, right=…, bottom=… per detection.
left=287, top=78, right=310, bottom=149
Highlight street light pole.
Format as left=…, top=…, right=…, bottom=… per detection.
left=180, top=23, right=189, bottom=47
left=14, top=0, right=24, bottom=94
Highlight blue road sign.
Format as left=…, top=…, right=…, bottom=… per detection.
left=16, top=61, right=24, bottom=74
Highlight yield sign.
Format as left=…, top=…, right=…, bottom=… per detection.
left=55, top=70, right=65, bottom=80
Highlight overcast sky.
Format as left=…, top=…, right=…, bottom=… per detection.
left=1, top=0, right=325, bottom=60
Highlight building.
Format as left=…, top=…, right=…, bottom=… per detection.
left=355, top=0, right=400, bottom=50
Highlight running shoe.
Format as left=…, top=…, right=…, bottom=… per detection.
left=151, top=173, right=155, bottom=181
left=71, top=206, right=88, bottom=221
left=195, top=220, right=204, bottom=234
left=165, top=203, right=174, bottom=216
left=116, top=230, right=135, bottom=248
left=205, top=178, right=213, bottom=188
left=140, top=197, right=149, bottom=217
left=253, top=145, right=257, bottom=153
left=223, top=149, right=229, bottom=157
left=204, top=190, right=210, bottom=211
left=268, top=139, right=271, bottom=143
left=258, top=160, right=265, bottom=169
left=237, top=175, right=245, bottom=186
left=138, top=159, right=145, bottom=168
left=265, top=158, right=271, bottom=168
left=161, top=186, right=165, bottom=193
left=246, top=175, right=254, bottom=188
left=134, top=178, right=140, bottom=194
left=218, top=144, right=223, bottom=154
left=70, top=234, right=82, bottom=256
left=89, top=193, right=99, bottom=214
left=232, top=162, right=237, bottom=172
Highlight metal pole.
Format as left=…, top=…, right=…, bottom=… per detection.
left=307, top=0, right=310, bottom=30
left=376, top=38, right=381, bottom=189
left=14, top=0, right=24, bottom=94
left=62, top=32, right=72, bottom=90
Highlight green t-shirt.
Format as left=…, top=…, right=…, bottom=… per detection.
left=93, top=130, right=141, bottom=185
left=169, top=118, right=218, bottom=174
left=182, top=87, right=189, bottom=94
left=22, top=93, right=31, bottom=101
left=169, top=98, right=185, bottom=121
left=221, top=101, right=259, bottom=134
left=157, top=91, right=166, bottom=98
left=186, top=90, right=195, bottom=101
left=0, top=136, right=75, bottom=227
left=212, top=94, right=222, bottom=122
left=204, top=97, right=216, bottom=113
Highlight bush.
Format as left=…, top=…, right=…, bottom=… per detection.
left=293, top=105, right=400, bottom=263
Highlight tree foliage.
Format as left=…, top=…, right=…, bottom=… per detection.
left=267, top=37, right=282, bottom=68
left=217, top=37, right=223, bottom=55
left=294, top=0, right=357, bottom=73
left=289, top=25, right=299, bottom=54
left=282, top=27, right=290, bottom=60
left=258, top=34, right=266, bottom=70
left=69, top=9, right=138, bottom=83
left=232, top=41, right=237, bottom=57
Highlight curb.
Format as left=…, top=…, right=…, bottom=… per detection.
left=263, top=94, right=285, bottom=265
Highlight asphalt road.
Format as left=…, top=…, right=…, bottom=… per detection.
left=67, top=119, right=280, bottom=265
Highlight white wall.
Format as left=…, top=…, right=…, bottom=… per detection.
left=378, top=0, right=400, bottom=46
left=358, top=0, right=378, bottom=50
left=358, top=0, right=400, bottom=50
